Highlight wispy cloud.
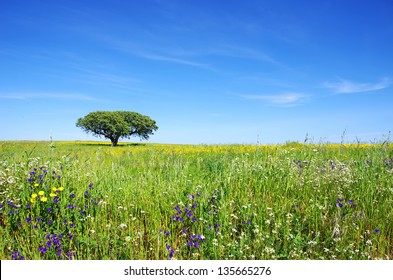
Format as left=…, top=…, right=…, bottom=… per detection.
left=139, top=53, right=216, bottom=71
left=0, top=92, right=103, bottom=102
left=240, top=92, right=310, bottom=106
left=324, top=77, right=392, bottom=94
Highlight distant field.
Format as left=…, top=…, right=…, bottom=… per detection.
left=1, top=141, right=392, bottom=260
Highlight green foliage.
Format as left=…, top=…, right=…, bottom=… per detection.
left=76, top=111, right=158, bottom=146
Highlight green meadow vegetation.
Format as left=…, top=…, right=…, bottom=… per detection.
left=1, top=141, right=392, bottom=260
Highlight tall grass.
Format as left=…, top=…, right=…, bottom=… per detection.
left=1, top=141, right=392, bottom=260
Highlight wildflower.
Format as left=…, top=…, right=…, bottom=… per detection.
left=67, top=204, right=75, bottom=209
left=25, top=217, right=32, bottom=224
left=374, top=229, right=380, bottom=233
left=31, top=193, right=38, bottom=199
left=11, top=250, right=25, bottom=260
left=47, top=207, right=53, bottom=213
left=38, top=190, right=45, bottom=196
left=88, top=182, right=94, bottom=189
left=70, top=193, right=75, bottom=198
left=188, top=194, right=195, bottom=200
left=119, top=223, right=127, bottom=229
left=166, top=245, right=175, bottom=259
left=33, top=183, right=39, bottom=187
left=50, top=193, right=57, bottom=197
left=40, top=197, right=48, bottom=202
left=38, top=246, right=47, bottom=254
left=66, top=251, right=73, bottom=260
left=125, top=236, right=131, bottom=242
left=53, top=197, right=59, bottom=204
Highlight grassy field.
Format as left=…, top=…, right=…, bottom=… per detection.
left=1, top=140, right=392, bottom=260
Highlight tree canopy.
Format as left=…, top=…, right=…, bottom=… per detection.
left=76, top=111, right=158, bottom=146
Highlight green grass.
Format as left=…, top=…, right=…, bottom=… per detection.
left=1, top=141, right=392, bottom=260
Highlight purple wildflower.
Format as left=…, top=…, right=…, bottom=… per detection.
left=70, top=193, right=75, bottom=198
left=38, top=246, right=47, bottom=254
left=11, top=250, right=25, bottom=260
left=166, top=245, right=175, bottom=259
left=66, top=251, right=74, bottom=260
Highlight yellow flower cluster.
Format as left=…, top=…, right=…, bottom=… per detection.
left=30, top=191, right=47, bottom=203
left=30, top=186, right=64, bottom=203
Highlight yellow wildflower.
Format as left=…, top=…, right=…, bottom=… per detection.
left=52, top=187, right=57, bottom=192
left=58, top=187, right=64, bottom=191
left=31, top=193, right=38, bottom=199
left=40, top=197, right=48, bottom=202
left=50, top=193, right=57, bottom=197
left=33, top=183, right=39, bottom=187
left=38, top=190, right=45, bottom=196
left=30, top=197, right=36, bottom=203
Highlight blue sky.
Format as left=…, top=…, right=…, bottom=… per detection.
left=1, top=0, right=392, bottom=144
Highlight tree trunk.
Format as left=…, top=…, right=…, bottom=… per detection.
left=111, top=135, right=120, bottom=146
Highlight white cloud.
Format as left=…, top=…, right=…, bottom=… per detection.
left=324, top=77, right=391, bottom=94
left=240, top=92, right=309, bottom=106
left=139, top=53, right=216, bottom=71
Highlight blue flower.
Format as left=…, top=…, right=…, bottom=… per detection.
left=11, top=250, right=25, bottom=260
left=38, top=246, right=47, bottom=254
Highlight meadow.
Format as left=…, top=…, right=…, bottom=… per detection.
left=1, top=140, right=392, bottom=260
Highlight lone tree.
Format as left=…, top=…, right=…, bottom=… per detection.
left=76, top=111, right=158, bottom=146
